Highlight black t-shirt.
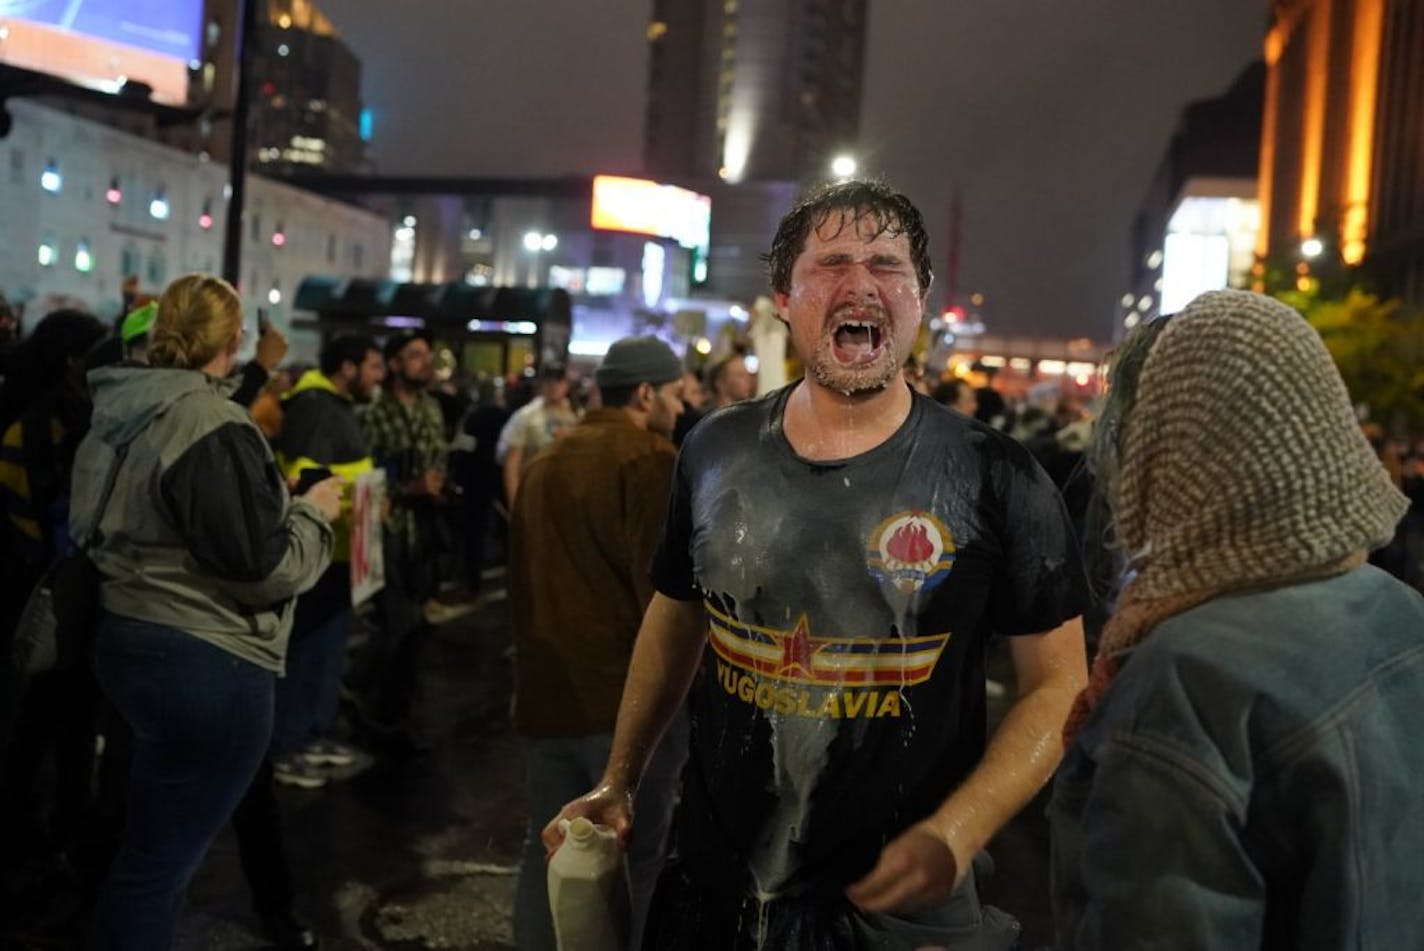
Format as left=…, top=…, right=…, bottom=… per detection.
left=651, top=385, right=1088, bottom=897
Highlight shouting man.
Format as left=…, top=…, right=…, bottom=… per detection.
left=546, top=180, right=1089, bottom=948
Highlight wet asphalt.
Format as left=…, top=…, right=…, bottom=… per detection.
left=3, top=593, right=1056, bottom=950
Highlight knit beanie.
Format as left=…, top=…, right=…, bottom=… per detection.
left=595, top=335, right=682, bottom=389
left=1065, top=289, right=1408, bottom=740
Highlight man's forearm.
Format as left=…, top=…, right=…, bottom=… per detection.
left=602, top=593, right=705, bottom=792
left=925, top=623, right=1086, bottom=875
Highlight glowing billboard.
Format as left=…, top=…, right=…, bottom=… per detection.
left=0, top=0, right=204, bottom=105
left=591, top=175, right=711, bottom=283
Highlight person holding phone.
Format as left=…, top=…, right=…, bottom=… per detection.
left=70, top=275, right=339, bottom=950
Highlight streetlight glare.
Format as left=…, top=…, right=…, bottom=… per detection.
left=541, top=234, right=558, bottom=252
left=831, top=155, right=857, bottom=179
left=1301, top=237, right=1325, bottom=259
left=523, top=231, right=543, bottom=252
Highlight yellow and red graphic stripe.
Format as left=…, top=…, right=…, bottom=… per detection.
left=705, top=604, right=950, bottom=688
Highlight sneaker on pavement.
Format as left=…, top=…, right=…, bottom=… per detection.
left=423, top=600, right=477, bottom=626
left=302, top=739, right=360, bottom=768
left=273, top=755, right=328, bottom=789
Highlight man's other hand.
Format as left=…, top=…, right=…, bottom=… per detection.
left=845, top=822, right=960, bottom=913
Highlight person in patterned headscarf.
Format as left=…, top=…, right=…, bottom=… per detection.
left=1050, top=289, right=1424, bottom=949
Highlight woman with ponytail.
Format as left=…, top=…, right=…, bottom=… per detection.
left=69, top=275, right=342, bottom=949
left=1049, top=290, right=1424, bottom=948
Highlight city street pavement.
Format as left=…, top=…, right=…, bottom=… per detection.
left=179, top=592, right=526, bottom=950
left=180, top=599, right=1059, bottom=950
left=3, top=590, right=1057, bottom=950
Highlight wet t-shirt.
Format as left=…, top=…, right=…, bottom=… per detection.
left=651, top=385, right=1087, bottom=898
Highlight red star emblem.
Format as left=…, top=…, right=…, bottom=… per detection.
left=776, top=615, right=819, bottom=678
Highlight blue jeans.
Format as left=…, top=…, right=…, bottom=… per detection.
left=89, top=614, right=274, bottom=950
left=273, top=568, right=351, bottom=756
left=515, top=712, right=688, bottom=951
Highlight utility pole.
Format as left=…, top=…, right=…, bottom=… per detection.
left=222, top=0, right=259, bottom=286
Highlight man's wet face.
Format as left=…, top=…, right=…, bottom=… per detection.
left=775, top=212, right=925, bottom=398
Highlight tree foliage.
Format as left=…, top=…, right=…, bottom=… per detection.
left=1274, top=286, right=1424, bottom=435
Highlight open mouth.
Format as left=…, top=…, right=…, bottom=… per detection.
left=830, top=319, right=886, bottom=366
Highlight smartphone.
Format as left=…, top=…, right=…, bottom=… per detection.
left=295, top=466, right=333, bottom=495
left=257, top=308, right=272, bottom=335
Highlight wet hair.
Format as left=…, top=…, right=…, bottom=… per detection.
left=763, top=180, right=933, bottom=295
left=320, top=333, right=379, bottom=377
left=148, top=275, right=242, bottom=370
left=0, top=308, right=108, bottom=430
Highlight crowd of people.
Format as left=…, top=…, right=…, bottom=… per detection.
left=0, top=179, right=1421, bottom=951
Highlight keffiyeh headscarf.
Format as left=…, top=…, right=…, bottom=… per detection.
left=1064, top=290, right=1408, bottom=742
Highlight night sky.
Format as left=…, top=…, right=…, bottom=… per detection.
left=321, top=0, right=1267, bottom=339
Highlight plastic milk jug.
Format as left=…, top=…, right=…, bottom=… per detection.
left=547, top=817, right=629, bottom=951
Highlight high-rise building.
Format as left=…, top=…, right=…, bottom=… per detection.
left=175, top=0, right=368, bottom=174
left=644, top=0, right=867, bottom=184
left=250, top=0, right=367, bottom=174
left=1257, top=0, right=1424, bottom=304
left=1117, top=63, right=1264, bottom=335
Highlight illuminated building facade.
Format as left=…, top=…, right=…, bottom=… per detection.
left=0, top=100, right=390, bottom=350
left=249, top=0, right=367, bottom=174
left=1118, top=64, right=1264, bottom=335
left=170, top=0, right=367, bottom=174
left=1258, top=0, right=1424, bottom=302
left=643, top=0, right=867, bottom=184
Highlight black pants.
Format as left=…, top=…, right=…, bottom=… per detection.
left=0, top=666, right=102, bottom=859
left=349, top=528, right=428, bottom=731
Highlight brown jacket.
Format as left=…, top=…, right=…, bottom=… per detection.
left=510, top=408, right=677, bottom=737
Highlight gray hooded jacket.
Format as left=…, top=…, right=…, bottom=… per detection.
left=70, top=364, right=333, bottom=672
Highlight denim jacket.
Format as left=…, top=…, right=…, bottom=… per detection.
left=1049, top=566, right=1424, bottom=949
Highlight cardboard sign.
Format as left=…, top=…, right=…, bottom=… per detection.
left=350, top=470, right=386, bottom=606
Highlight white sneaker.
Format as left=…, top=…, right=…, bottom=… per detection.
left=302, top=739, right=361, bottom=768
left=273, top=755, right=328, bottom=789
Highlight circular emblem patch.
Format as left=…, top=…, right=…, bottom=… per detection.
left=867, top=511, right=956, bottom=594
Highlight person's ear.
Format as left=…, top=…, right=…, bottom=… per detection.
left=635, top=381, right=655, bottom=411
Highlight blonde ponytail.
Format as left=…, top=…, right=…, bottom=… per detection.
left=148, top=274, right=242, bottom=370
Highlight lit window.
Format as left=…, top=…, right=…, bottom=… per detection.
left=75, top=240, right=94, bottom=273
left=647, top=21, right=668, bottom=40
left=40, top=159, right=62, bottom=193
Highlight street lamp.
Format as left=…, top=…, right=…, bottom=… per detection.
left=1301, top=236, right=1325, bottom=259
left=831, top=155, right=857, bottom=180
